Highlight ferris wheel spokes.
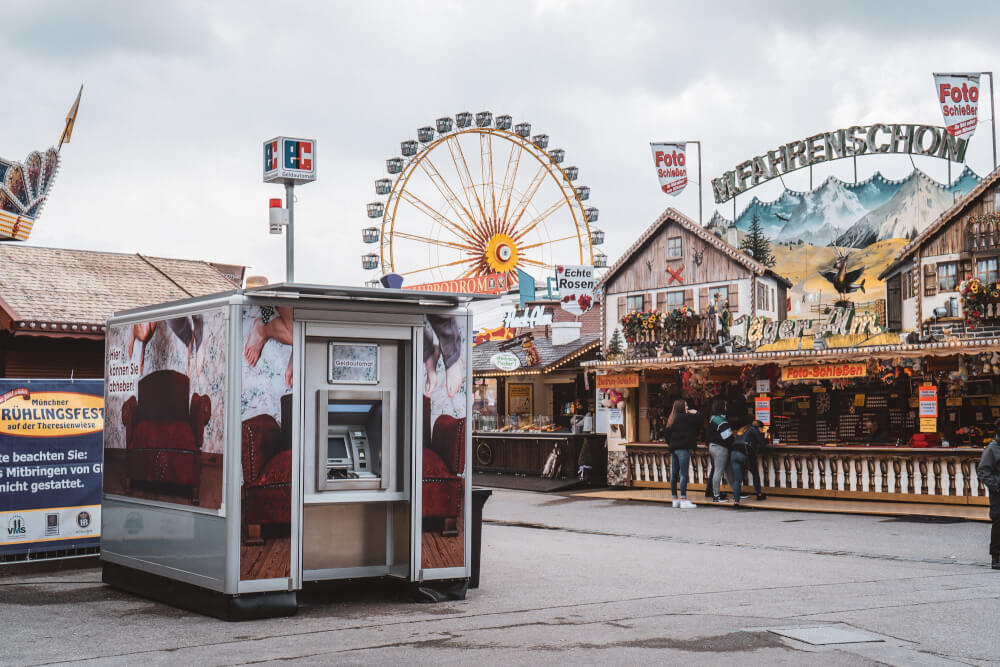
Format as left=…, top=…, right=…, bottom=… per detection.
left=513, top=197, right=568, bottom=243
left=480, top=132, right=496, bottom=223
left=506, top=163, right=548, bottom=230
left=419, top=156, right=479, bottom=229
left=391, top=229, right=474, bottom=252
left=398, top=189, right=476, bottom=245
left=445, top=135, right=488, bottom=224
left=496, top=141, right=522, bottom=226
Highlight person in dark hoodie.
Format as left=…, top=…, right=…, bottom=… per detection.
left=977, top=419, right=1000, bottom=570
left=663, top=398, right=701, bottom=509
left=706, top=398, right=735, bottom=502
left=730, top=420, right=767, bottom=508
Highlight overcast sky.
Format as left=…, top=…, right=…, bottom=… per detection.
left=4, top=1, right=1000, bottom=285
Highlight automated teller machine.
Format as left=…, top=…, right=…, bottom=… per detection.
left=100, top=284, right=479, bottom=620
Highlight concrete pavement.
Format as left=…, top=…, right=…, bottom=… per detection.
left=1, top=489, right=998, bottom=665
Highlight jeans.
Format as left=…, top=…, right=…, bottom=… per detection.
left=708, top=444, right=733, bottom=498
left=670, top=448, right=691, bottom=498
left=730, top=451, right=763, bottom=502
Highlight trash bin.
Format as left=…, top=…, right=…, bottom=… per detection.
left=470, top=487, right=492, bottom=588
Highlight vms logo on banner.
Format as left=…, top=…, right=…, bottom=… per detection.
left=934, top=73, right=980, bottom=138
left=650, top=142, right=687, bottom=196
left=556, top=265, right=596, bottom=315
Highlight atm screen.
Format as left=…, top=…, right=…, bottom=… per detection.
left=327, top=435, right=349, bottom=461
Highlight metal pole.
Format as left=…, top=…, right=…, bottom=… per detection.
left=284, top=182, right=295, bottom=282
left=692, top=140, right=703, bottom=225
left=986, top=71, right=997, bottom=170
left=853, top=155, right=857, bottom=183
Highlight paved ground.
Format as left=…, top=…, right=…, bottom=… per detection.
left=2, top=489, right=999, bottom=665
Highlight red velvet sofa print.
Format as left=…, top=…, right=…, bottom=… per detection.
left=121, top=370, right=211, bottom=505
left=242, top=393, right=292, bottom=545
left=422, top=397, right=466, bottom=536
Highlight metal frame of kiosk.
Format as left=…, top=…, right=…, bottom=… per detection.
left=99, top=284, right=482, bottom=620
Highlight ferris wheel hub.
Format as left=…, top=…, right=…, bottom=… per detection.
left=485, top=233, right=519, bottom=273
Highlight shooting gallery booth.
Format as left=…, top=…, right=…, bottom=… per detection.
left=100, top=283, right=489, bottom=620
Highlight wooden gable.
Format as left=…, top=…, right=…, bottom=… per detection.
left=605, top=221, right=751, bottom=294
left=921, top=182, right=1000, bottom=258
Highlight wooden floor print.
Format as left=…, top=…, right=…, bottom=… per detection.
left=240, top=536, right=291, bottom=581
left=421, top=518, right=464, bottom=570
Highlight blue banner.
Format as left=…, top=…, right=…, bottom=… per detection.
left=0, top=379, right=103, bottom=556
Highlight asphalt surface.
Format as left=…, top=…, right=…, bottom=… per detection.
left=2, top=490, right=999, bottom=665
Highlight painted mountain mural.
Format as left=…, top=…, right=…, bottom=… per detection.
left=706, top=167, right=981, bottom=309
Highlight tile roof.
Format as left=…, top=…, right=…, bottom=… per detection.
left=0, top=244, right=241, bottom=331
left=598, top=207, right=792, bottom=289
left=473, top=333, right=602, bottom=374
left=878, top=165, right=1000, bottom=279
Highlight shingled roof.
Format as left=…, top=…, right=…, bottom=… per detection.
left=0, top=245, right=242, bottom=337
left=473, top=334, right=602, bottom=376
left=598, top=207, right=792, bottom=289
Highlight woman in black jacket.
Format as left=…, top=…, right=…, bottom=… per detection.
left=664, top=399, right=701, bottom=509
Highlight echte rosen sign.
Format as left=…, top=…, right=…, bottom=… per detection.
left=781, top=362, right=867, bottom=382
left=933, top=73, right=980, bottom=138
left=650, top=142, right=687, bottom=196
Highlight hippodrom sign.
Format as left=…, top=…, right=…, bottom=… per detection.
left=711, top=123, right=969, bottom=203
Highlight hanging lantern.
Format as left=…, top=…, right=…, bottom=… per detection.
left=455, top=111, right=473, bottom=128
left=584, top=206, right=599, bottom=223
left=436, top=117, right=453, bottom=133
left=575, top=185, right=590, bottom=201
left=514, top=122, right=531, bottom=138
left=363, top=227, right=380, bottom=244
left=476, top=111, right=493, bottom=127
left=401, top=140, right=418, bottom=156
left=590, top=228, right=605, bottom=245
left=594, top=251, right=608, bottom=268
left=532, top=134, right=549, bottom=149
left=362, top=254, right=379, bottom=270
left=495, top=114, right=512, bottom=130
left=562, top=165, right=579, bottom=181
left=548, top=148, right=565, bottom=163
left=386, top=157, right=404, bottom=174
left=375, top=178, right=392, bottom=195
left=417, top=126, right=435, bottom=143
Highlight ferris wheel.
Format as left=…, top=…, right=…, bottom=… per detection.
left=362, top=112, right=606, bottom=288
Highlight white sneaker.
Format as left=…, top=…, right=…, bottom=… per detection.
left=671, top=499, right=680, bottom=508
left=678, top=499, right=697, bottom=509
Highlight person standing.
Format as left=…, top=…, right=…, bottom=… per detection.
left=730, top=420, right=767, bottom=508
left=664, top=399, right=701, bottom=509
left=977, top=420, right=1000, bottom=570
left=706, top=398, right=734, bottom=503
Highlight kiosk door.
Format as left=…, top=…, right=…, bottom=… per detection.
left=299, top=323, right=413, bottom=581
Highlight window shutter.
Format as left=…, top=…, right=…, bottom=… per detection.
left=924, top=263, right=937, bottom=296
left=618, top=295, right=626, bottom=315
left=656, top=292, right=667, bottom=312
left=643, top=293, right=652, bottom=312
left=699, top=287, right=708, bottom=312
left=683, top=289, right=694, bottom=309
left=728, top=283, right=739, bottom=310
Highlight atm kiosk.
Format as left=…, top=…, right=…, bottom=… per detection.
left=100, top=284, right=481, bottom=619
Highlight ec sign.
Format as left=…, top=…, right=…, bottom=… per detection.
left=263, top=136, right=317, bottom=184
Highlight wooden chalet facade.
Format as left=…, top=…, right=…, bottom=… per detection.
left=599, top=207, right=791, bottom=351
left=880, top=166, right=1000, bottom=333
left=0, top=245, right=243, bottom=378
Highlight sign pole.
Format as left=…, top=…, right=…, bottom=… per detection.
left=285, top=182, right=295, bottom=282
left=690, top=140, right=703, bottom=225
left=986, top=71, right=998, bottom=170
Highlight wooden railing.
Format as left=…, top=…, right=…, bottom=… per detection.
left=625, top=443, right=990, bottom=505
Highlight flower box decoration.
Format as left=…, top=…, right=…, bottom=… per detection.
left=959, top=276, right=1000, bottom=328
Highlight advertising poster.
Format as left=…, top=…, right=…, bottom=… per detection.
left=421, top=313, right=468, bottom=570
left=507, top=384, right=533, bottom=415
left=240, top=304, right=293, bottom=580
left=934, top=73, right=980, bottom=138
left=555, top=265, right=596, bottom=315
left=104, top=310, right=227, bottom=510
left=650, top=142, right=688, bottom=196
left=0, top=380, right=103, bottom=557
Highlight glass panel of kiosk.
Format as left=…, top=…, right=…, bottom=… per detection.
left=316, top=390, right=391, bottom=491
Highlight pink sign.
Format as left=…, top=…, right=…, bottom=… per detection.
left=650, top=142, right=687, bottom=196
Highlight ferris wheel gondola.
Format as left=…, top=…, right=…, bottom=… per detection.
left=361, top=111, right=604, bottom=287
